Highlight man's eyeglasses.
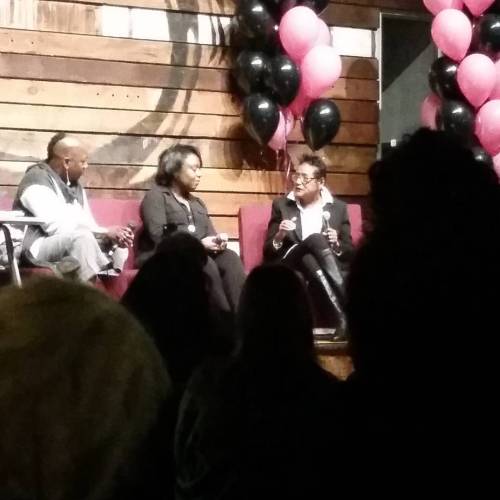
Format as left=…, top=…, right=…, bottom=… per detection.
left=291, top=173, right=319, bottom=185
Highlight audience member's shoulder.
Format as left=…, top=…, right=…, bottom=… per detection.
left=185, top=356, right=230, bottom=395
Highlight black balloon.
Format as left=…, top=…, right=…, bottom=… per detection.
left=231, top=16, right=280, bottom=52
left=262, top=0, right=295, bottom=17
left=429, top=57, right=462, bottom=100
left=230, top=17, right=251, bottom=50
left=236, top=0, right=276, bottom=44
left=436, top=100, right=475, bottom=141
left=262, top=0, right=286, bottom=11
left=234, top=51, right=271, bottom=95
left=471, top=145, right=494, bottom=168
left=266, top=54, right=300, bottom=106
left=301, top=0, right=329, bottom=13
left=474, top=14, right=500, bottom=55
left=302, top=99, right=341, bottom=151
left=243, top=94, right=280, bottom=145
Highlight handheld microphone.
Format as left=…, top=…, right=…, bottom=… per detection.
left=109, top=221, right=136, bottom=255
left=322, top=211, right=331, bottom=229
left=322, top=211, right=340, bottom=254
left=215, top=232, right=228, bottom=245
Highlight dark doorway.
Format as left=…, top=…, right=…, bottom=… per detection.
left=380, top=13, right=436, bottom=154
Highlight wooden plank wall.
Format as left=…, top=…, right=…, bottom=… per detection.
left=0, top=0, right=420, bottom=242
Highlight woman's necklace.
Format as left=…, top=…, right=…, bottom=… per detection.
left=173, top=192, right=196, bottom=233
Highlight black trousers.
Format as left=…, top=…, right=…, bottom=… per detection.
left=282, top=233, right=345, bottom=326
left=204, top=249, right=246, bottom=313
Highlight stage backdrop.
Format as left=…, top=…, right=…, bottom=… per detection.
left=0, top=0, right=420, bottom=246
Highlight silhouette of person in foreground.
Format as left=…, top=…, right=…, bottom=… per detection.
left=123, top=232, right=233, bottom=387
left=343, top=128, right=500, bottom=488
left=0, top=277, right=171, bottom=500
left=175, top=265, right=345, bottom=499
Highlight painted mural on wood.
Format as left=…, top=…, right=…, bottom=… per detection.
left=0, top=0, right=400, bottom=239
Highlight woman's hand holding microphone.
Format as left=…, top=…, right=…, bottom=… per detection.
left=202, top=233, right=228, bottom=253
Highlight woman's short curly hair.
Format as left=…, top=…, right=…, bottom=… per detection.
left=155, top=144, right=203, bottom=187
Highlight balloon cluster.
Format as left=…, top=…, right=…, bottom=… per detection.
left=422, top=0, right=500, bottom=173
left=233, top=0, right=342, bottom=152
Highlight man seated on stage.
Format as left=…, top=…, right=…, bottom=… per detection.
left=13, top=132, right=134, bottom=281
left=263, top=154, right=354, bottom=337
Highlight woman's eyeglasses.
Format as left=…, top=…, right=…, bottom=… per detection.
left=291, top=173, right=318, bottom=185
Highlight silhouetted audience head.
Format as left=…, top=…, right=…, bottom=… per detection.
left=122, top=232, right=214, bottom=385
left=347, top=128, right=500, bottom=386
left=156, top=230, right=208, bottom=267
left=174, top=265, right=343, bottom=500
left=236, top=264, right=314, bottom=367
left=0, top=277, right=169, bottom=500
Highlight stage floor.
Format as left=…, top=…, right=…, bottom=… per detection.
left=314, top=334, right=353, bottom=381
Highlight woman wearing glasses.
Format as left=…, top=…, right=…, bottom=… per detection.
left=137, top=144, right=245, bottom=314
left=264, top=155, right=353, bottom=338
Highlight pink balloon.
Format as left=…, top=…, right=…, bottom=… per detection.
left=463, top=0, right=494, bottom=16
left=279, top=6, right=319, bottom=62
left=476, top=100, right=500, bottom=155
left=288, top=89, right=311, bottom=118
left=301, top=46, right=342, bottom=99
left=421, top=94, right=441, bottom=129
left=423, top=0, right=463, bottom=15
left=492, top=152, right=500, bottom=179
left=315, top=19, right=332, bottom=47
left=490, top=60, right=500, bottom=100
left=431, top=9, right=472, bottom=62
left=458, top=53, right=496, bottom=108
left=268, top=111, right=286, bottom=151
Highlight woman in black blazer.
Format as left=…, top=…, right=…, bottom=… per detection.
left=137, top=144, right=246, bottom=313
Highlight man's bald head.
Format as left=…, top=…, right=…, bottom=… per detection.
left=46, top=132, right=89, bottom=184
left=47, top=133, right=86, bottom=161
